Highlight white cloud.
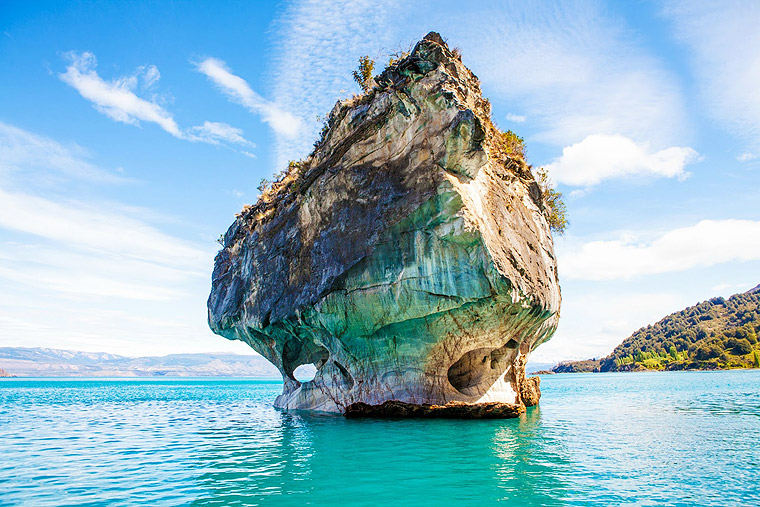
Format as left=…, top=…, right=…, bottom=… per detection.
left=0, top=252, right=183, bottom=301
left=195, top=57, right=302, bottom=138
left=711, top=282, right=755, bottom=295
left=60, top=52, right=254, bottom=151
left=567, top=189, right=589, bottom=200
left=0, top=123, right=207, bottom=298
left=0, top=123, right=243, bottom=356
left=663, top=0, right=760, bottom=150
left=0, top=121, right=130, bottom=185
left=545, top=134, right=700, bottom=187
left=187, top=121, right=255, bottom=147
left=140, top=64, right=160, bottom=89
left=737, top=152, right=757, bottom=162
left=560, top=219, right=760, bottom=281
left=0, top=187, right=207, bottom=271
left=506, top=113, right=526, bottom=123
left=444, top=0, right=689, bottom=147
left=531, top=290, right=685, bottom=363
left=268, top=0, right=402, bottom=164
left=60, top=51, right=182, bottom=137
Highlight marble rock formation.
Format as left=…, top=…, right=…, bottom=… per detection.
left=208, top=32, right=561, bottom=415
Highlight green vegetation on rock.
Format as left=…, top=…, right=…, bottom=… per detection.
left=554, top=285, right=760, bottom=372
left=496, top=129, right=525, bottom=159
left=535, top=168, right=568, bottom=235
left=242, top=39, right=568, bottom=241
left=352, top=55, right=375, bottom=92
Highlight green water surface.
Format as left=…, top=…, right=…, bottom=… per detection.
left=1, top=371, right=758, bottom=506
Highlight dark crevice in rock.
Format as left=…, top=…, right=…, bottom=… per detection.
left=333, top=360, right=354, bottom=390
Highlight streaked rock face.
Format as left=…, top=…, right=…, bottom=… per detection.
left=208, top=32, right=560, bottom=414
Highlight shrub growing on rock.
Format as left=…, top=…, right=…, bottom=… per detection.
left=352, top=56, right=375, bottom=92
left=498, top=130, right=525, bottom=159
left=535, top=168, right=568, bottom=235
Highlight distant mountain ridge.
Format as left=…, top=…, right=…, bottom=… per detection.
left=0, top=347, right=283, bottom=377
left=554, top=284, right=760, bottom=373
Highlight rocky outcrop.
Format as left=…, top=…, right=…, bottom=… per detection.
left=344, top=400, right=524, bottom=419
left=519, top=376, right=541, bottom=407
left=208, top=32, right=561, bottom=415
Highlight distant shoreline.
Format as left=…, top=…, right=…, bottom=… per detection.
left=534, top=367, right=760, bottom=374
left=0, top=375, right=283, bottom=380
left=0, top=347, right=288, bottom=378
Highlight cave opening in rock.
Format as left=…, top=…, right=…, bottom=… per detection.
left=447, top=342, right=515, bottom=398
left=293, top=363, right=317, bottom=383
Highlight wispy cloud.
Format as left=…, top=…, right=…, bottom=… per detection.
left=140, top=64, right=161, bottom=88
left=0, top=122, right=210, bottom=301
left=663, top=0, right=760, bottom=151
left=187, top=121, right=255, bottom=147
left=545, top=134, right=700, bottom=187
left=60, top=51, right=182, bottom=137
left=0, top=121, right=130, bottom=185
left=0, top=122, right=222, bottom=355
left=505, top=113, right=526, bottom=123
left=268, top=0, right=402, bottom=164
left=443, top=0, right=689, bottom=148
left=59, top=51, right=254, bottom=151
left=0, top=187, right=206, bottom=271
left=736, top=152, right=758, bottom=163
left=0, top=245, right=188, bottom=301
left=195, top=57, right=302, bottom=138
left=711, top=282, right=754, bottom=295
left=559, top=219, right=760, bottom=280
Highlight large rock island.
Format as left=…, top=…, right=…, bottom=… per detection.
left=208, top=32, right=561, bottom=416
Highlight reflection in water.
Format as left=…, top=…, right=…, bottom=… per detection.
left=192, top=404, right=573, bottom=506
left=491, top=407, right=573, bottom=505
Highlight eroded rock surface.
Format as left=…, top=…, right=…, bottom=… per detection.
left=208, top=32, right=561, bottom=414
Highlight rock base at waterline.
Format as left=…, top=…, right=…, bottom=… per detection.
left=343, top=400, right=525, bottom=419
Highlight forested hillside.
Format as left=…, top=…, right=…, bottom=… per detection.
left=554, top=285, right=760, bottom=372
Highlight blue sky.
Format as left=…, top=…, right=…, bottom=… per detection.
left=1, top=0, right=759, bottom=363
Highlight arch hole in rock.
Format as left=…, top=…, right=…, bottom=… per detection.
left=293, top=364, right=317, bottom=383
left=282, top=339, right=329, bottom=383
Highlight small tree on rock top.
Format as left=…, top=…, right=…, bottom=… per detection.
left=535, top=168, right=568, bottom=235
left=353, top=56, right=375, bottom=92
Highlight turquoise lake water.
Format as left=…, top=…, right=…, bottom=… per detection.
left=1, top=371, right=758, bottom=506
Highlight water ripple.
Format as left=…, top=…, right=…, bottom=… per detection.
left=0, top=373, right=758, bottom=505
